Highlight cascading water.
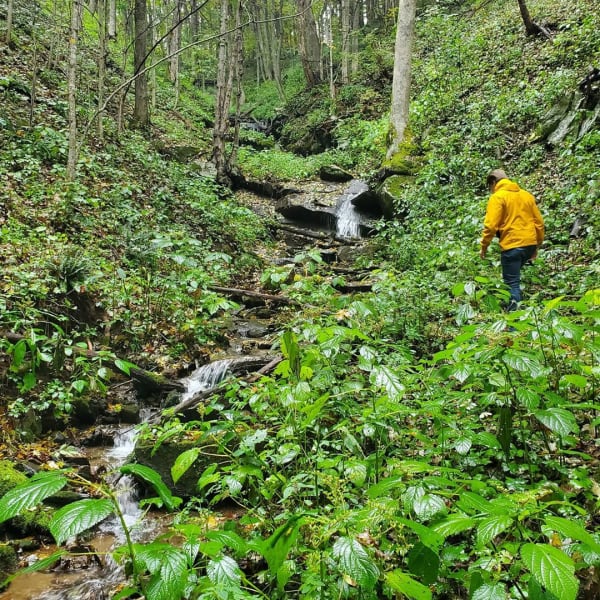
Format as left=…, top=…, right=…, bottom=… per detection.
left=180, top=359, right=233, bottom=402
left=1, top=363, right=234, bottom=600
left=336, top=195, right=362, bottom=238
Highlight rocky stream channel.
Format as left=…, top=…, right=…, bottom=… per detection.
left=0, top=176, right=383, bottom=599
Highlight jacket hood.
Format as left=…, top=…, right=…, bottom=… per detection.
left=494, top=178, right=520, bottom=192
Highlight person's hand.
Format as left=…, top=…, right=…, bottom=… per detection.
left=480, top=247, right=487, bottom=259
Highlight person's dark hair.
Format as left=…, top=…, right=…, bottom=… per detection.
left=487, top=168, right=508, bottom=189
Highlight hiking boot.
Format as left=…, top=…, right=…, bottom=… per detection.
left=506, top=300, right=519, bottom=313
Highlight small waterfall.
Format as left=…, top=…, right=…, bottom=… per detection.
left=180, top=359, right=233, bottom=401
left=336, top=196, right=362, bottom=238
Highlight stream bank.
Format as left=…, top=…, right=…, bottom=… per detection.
left=0, top=178, right=379, bottom=599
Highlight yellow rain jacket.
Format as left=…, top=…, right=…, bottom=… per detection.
left=480, top=178, right=544, bottom=252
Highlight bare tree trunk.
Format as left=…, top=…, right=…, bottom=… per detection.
left=67, top=0, right=82, bottom=180
left=295, top=0, right=322, bottom=87
left=387, top=0, right=415, bottom=159
left=5, top=0, right=14, bottom=44
left=133, top=0, right=150, bottom=128
left=169, top=0, right=183, bottom=82
left=189, top=0, right=199, bottom=38
left=227, top=0, right=244, bottom=172
left=213, top=0, right=231, bottom=184
left=28, top=5, right=41, bottom=128
left=97, top=0, right=106, bottom=139
left=516, top=0, right=551, bottom=38
left=341, top=0, right=350, bottom=84
left=108, top=0, right=116, bottom=38
left=351, top=0, right=360, bottom=76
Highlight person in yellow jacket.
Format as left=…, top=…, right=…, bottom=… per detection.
left=480, top=169, right=544, bottom=311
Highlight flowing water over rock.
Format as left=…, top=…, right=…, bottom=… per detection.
left=336, top=194, right=362, bottom=238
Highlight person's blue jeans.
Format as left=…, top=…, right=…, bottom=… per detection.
left=500, top=245, right=537, bottom=309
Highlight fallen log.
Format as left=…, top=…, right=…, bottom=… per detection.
left=209, top=285, right=297, bottom=305
left=331, top=281, right=374, bottom=293
left=0, top=330, right=184, bottom=394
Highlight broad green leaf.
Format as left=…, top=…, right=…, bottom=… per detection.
left=456, top=492, right=497, bottom=515
left=50, top=498, right=114, bottom=545
left=451, top=364, right=473, bottom=384
left=11, top=339, right=27, bottom=369
left=476, top=514, right=513, bottom=547
left=171, top=448, right=201, bottom=484
left=502, top=351, right=546, bottom=378
left=114, top=359, right=136, bottom=375
left=560, top=374, right=588, bottom=389
left=366, top=476, right=404, bottom=499
left=431, top=514, right=476, bottom=538
left=332, top=536, right=379, bottom=590
left=521, top=543, right=578, bottom=600
left=407, top=542, right=439, bottom=584
left=544, top=516, right=600, bottom=554
left=516, top=388, right=540, bottom=410
left=497, top=405, right=512, bottom=458
left=534, top=408, right=578, bottom=437
left=207, top=555, right=242, bottom=587
left=0, top=471, right=67, bottom=524
left=253, top=514, right=304, bottom=576
left=370, top=365, right=405, bottom=400
left=454, top=437, right=472, bottom=455
left=386, top=570, right=432, bottom=600
left=413, top=493, right=447, bottom=520
left=345, top=462, right=367, bottom=486
left=456, top=303, right=476, bottom=325
left=197, top=463, right=220, bottom=491
left=396, top=517, right=444, bottom=551
left=543, top=296, right=565, bottom=314
left=281, top=331, right=300, bottom=378
left=204, top=530, right=248, bottom=554
left=301, top=393, right=330, bottom=427
left=472, top=583, right=507, bottom=600
left=21, top=371, right=36, bottom=392
left=120, top=464, right=181, bottom=511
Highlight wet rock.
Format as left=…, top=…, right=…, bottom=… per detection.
left=376, top=174, right=413, bottom=219
left=134, top=438, right=231, bottom=498
left=80, top=428, right=117, bottom=447
left=0, top=544, right=17, bottom=584
left=319, top=165, right=354, bottom=182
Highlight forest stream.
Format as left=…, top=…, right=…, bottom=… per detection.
left=0, top=180, right=368, bottom=599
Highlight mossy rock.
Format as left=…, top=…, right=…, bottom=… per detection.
left=0, top=461, right=27, bottom=497
left=134, top=437, right=231, bottom=498
left=0, top=462, right=54, bottom=537
left=0, top=543, right=18, bottom=584
left=376, top=175, right=414, bottom=219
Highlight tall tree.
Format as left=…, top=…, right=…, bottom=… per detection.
left=213, top=0, right=232, bottom=183
left=295, top=0, right=322, bottom=87
left=133, top=0, right=150, bottom=127
left=97, top=0, right=107, bottom=139
left=108, top=0, right=116, bottom=37
left=516, top=0, right=551, bottom=38
left=387, top=0, right=415, bottom=159
left=168, top=0, right=185, bottom=106
left=248, top=0, right=285, bottom=99
left=5, top=0, right=14, bottom=44
left=67, top=0, right=82, bottom=179
left=341, top=0, right=351, bottom=83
